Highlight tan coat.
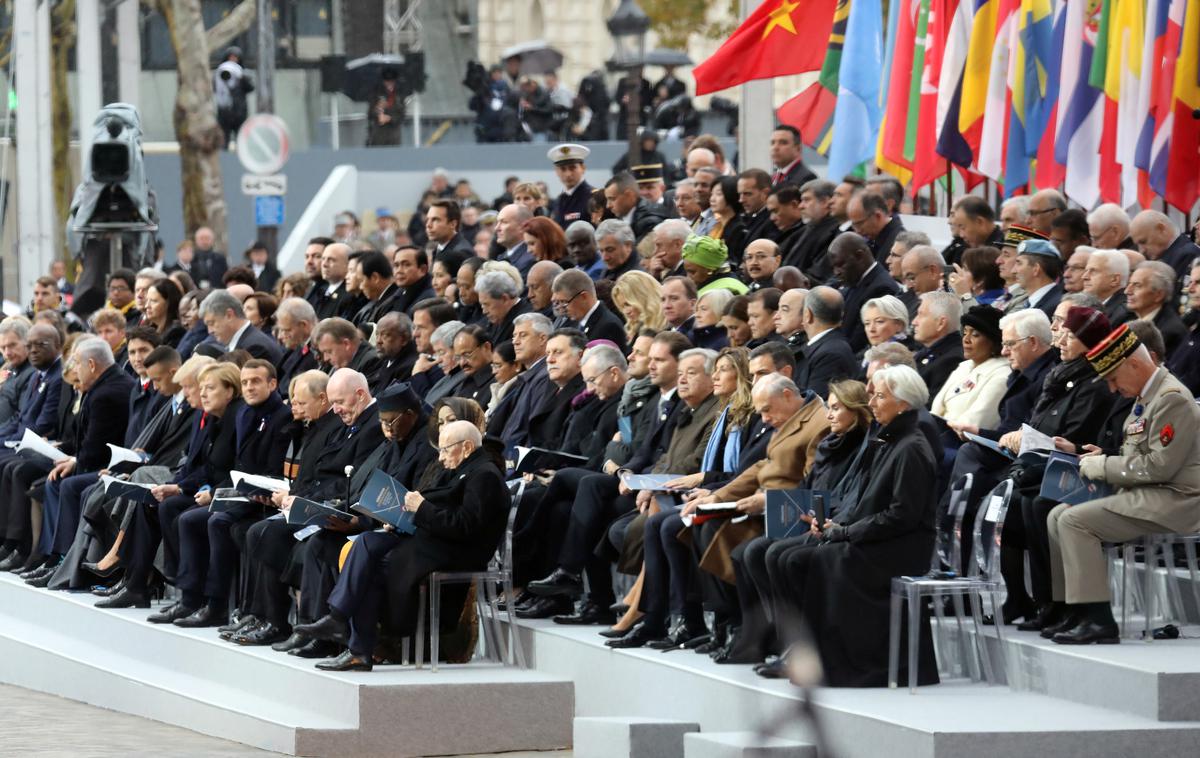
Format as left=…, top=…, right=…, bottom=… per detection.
left=1084, top=368, right=1200, bottom=533
left=700, top=397, right=831, bottom=583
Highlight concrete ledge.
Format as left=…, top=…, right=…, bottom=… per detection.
left=684, top=731, right=817, bottom=758
left=573, top=716, right=700, bottom=758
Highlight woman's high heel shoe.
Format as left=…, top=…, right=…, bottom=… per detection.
left=82, top=560, right=122, bottom=579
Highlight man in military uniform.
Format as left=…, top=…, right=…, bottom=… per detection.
left=1045, top=324, right=1200, bottom=644
left=549, top=143, right=594, bottom=229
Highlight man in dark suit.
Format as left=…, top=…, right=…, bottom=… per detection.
left=201, top=289, right=283, bottom=365
left=1131, top=210, right=1200, bottom=299
left=781, top=179, right=841, bottom=285
left=848, top=190, right=905, bottom=265
left=371, top=312, right=418, bottom=395
left=829, top=232, right=901, bottom=353
left=768, top=126, right=817, bottom=188
left=1127, top=261, right=1189, bottom=357
left=391, top=247, right=437, bottom=317
left=351, top=250, right=403, bottom=330
left=274, top=297, right=319, bottom=398
left=307, top=241, right=354, bottom=320
left=0, top=323, right=63, bottom=443
left=738, top=169, right=778, bottom=250
left=35, top=337, right=136, bottom=575
left=527, top=330, right=588, bottom=449
left=477, top=268, right=532, bottom=347
left=314, top=317, right=382, bottom=385
left=911, top=291, right=965, bottom=401
left=246, top=241, right=281, bottom=293
left=604, top=172, right=667, bottom=244
left=1083, top=249, right=1134, bottom=326
left=191, top=227, right=229, bottom=290
left=1012, top=239, right=1065, bottom=319
left=549, top=143, right=595, bottom=228
left=793, top=286, right=857, bottom=398
left=551, top=269, right=628, bottom=353
left=424, top=199, right=474, bottom=275
left=493, top=203, right=535, bottom=278
left=492, top=313, right=553, bottom=448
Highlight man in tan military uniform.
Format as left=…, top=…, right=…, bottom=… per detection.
left=1045, top=324, right=1200, bottom=644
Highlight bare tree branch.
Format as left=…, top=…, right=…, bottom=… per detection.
left=206, top=0, right=256, bottom=55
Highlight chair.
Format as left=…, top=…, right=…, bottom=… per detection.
left=888, top=479, right=1013, bottom=693
left=1109, top=533, right=1200, bottom=640
left=411, top=479, right=528, bottom=672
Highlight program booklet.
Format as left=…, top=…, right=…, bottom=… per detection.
left=1039, top=452, right=1114, bottom=505
left=350, top=469, right=416, bottom=534
left=287, top=497, right=354, bottom=528
left=513, top=446, right=588, bottom=474
left=765, top=488, right=838, bottom=540
left=99, top=474, right=158, bottom=505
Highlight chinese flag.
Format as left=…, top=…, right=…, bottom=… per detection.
left=693, top=0, right=838, bottom=96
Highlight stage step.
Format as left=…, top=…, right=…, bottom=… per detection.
left=683, top=731, right=816, bottom=758
left=573, top=716, right=699, bottom=758
left=516, top=619, right=1200, bottom=758
left=0, top=574, right=572, bottom=757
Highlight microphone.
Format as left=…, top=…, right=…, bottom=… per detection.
left=344, top=465, right=354, bottom=507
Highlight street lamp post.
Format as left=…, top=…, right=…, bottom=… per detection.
left=607, top=0, right=650, bottom=169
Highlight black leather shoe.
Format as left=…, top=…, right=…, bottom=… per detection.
left=0, top=551, right=26, bottom=572
left=1040, top=613, right=1081, bottom=639
left=315, top=650, right=373, bottom=672
left=235, top=622, right=291, bottom=646
left=514, top=595, right=573, bottom=619
left=81, top=561, right=122, bottom=579
left=272, top=632, right=311, bottom=653
left=93, top=578, right=126, bottom=597
left=25, top=568, right=57, bottom=588
left=553, top=601, right=616, bottom=626
left=526, top=568, right=584, bottom=598
left=94, top=587, right=150, bottom=609
left=219, top=614, right=259, bottom=635
left=21, top=564, right=54, bottom=582
left=606, top=622, right=666, bottom=649
left=148, top=603, right=195, bottom=624
left=173, top=605, right=226, bottom=628
left=755, top=658, right=789, bottom=679
left=289, top=638, right=342, bottom=659
left=1052, top=620, right=1120, bottom=645
left=694, top=625, right=728, bottom=655
left=1017, top=603, right=1063, bottom=632
left=609, top=602, right=630, bottom=615
left=647, top=620, right=708, bottom=651
left=293, top=614, right=350, bottom=645
left=221, top=620, right=264, bottom=641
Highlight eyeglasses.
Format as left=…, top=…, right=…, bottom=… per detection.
left=437, top=439, right=468, bottom=454
left=1029, top=207, right=1057, bottom=216
left=454, top=348, right=477, bottom=363
left=550, top=291, right=583, bottom=310
left=1001, top=336, right=1034, bottom=349
left=380, top=413, right=411, bottom=431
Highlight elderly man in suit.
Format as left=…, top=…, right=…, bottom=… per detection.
left=551, top=269, right=628, bottom=353
left=200, top=289, right=283, bottom=365
left=1046, top=325, right=1200, bottom=644
left=794, top=286, right=857, bottom=398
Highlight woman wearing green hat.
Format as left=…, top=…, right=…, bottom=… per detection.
left=681, top=235, right=750, bottom=297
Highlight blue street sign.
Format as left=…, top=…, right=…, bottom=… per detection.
left=255, top=195, right=285, bottom=226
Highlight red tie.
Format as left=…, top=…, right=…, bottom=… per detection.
left=200, top=411, right=208, bottom=429
left=773, top=171, right=784, bottom=185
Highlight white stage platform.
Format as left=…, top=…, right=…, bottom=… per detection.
left=3, top=570, right=1200, bottom=757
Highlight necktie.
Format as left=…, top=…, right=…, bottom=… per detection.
left=773, top=170, right=784, bottom=185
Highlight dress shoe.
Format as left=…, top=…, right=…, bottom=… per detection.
left=605, top=622, right=666, bottom=649
left=1040, top=613, right=1082, bottom=639
left=0, top=551, right=26, bottom=572
left=221, top=620, right=264, bottom=642
left=647, top=619, right=708, bottom=651
left=609, top=602, right=630, bottom=615
left=315, top=650, right=373, bottom=672
left=553, top=601, right=616, bottom=626
left=1017, top=603, right=1063, bottom=632
left=498, top=589, right=533, bottom=612
left=81, top=560, right=122, bottom=579
left=235, top=622, right=291, bottom=646
left=1052, top=620, right=1120, bottom=645
left=713, top=629, right=762, bottom=664
left=173, top=605, right=226, bottom=628
left=598, top=625, right=634, bottom=639
left=293, top=614, right=350, bottom=645
left=218, top=614, right=259, bottom=635
left=272, top=632, right=312, bottom=653
left=147, top=603, right=195, bottom=624
left=694, top=624, right=728, bottom=655
left=755, top=658, right=789, bottom=679
left=19, top=563, right=51, bottom=581
left=289, top=638, right=342, bottom=659
left=514, top=595, right=573, bottom=619
left=526, top=568, right=584, bottom=598
left=94, top=587, right=151, bottom=609
left=25, top=569, right=57, bottom=588
left=0, top=546, right=12, bottom=565
left=92, top=579, right=126, bottom=597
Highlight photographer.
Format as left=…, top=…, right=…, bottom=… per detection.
left=466, top=62, right=520, bottom=143
left=366, top=67, right=405, bottom=147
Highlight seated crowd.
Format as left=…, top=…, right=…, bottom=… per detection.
left=1, top=142, right=1199, bottom=684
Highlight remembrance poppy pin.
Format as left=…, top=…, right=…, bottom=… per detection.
left=1161, top=424, right=1175, bottom=447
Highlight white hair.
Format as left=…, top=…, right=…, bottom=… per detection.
left=1135, top=260, right=1177, bottom=297
left=430, top=320, right=465, bottom=349
left=861, top=294, right=910, bottom=328
left=872, top=364, right=929, bottom=410
left=697, top=288, right=734, bottom=314
left=582, top=344, right=628, bottom=374
left=200, top=290, right=245, bottom=320
left=1087, top=203, right=1131, bottom=231
left=654, top=218, right=693, bottom=243
left=1000, top=308, right=1053, bottom=345
left=595, top=219, right=635, bottom=247
left=679, top=347, right=718, bottom=374
left=475, top=270, right=522, bottom=300
left=919, top=291, right=962, bottom=332
left=0, top=316, right=30, bottom=341
left=1089, top=249, right=1130, bottom=287
left=74, top=336, right=115, bottom=369
left=1000, top=196, right=1031, bottom=222
left=513, top=312, right=553, bottom=337
left=276, top=297, right=317, bottom=325
left=752, top=371, right=800, bottom=398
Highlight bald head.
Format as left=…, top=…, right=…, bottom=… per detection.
left=227, top=283, right=254, bottom=302
left=774, top=288, right=808, bottom=336
left=327, top=368, right=371, bottom=425
left=1130, top=210, right=1179, bottom=261
left=527, top=260, right=564, bottom=310
left=686, top=148, right=716, bottom=176
left=321, top=243, right=351, bottom=284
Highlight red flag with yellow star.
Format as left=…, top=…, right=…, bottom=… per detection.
left=693, top=0, right=838, bottom=96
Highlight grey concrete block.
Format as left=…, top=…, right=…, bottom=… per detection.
left=684, top=731, right=816, bottom=758
left=574, top=716, right=700, bottom=758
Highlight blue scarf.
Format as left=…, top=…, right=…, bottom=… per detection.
left=701, top=406, right=742, bottom=473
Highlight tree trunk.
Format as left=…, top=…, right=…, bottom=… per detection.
left=159, top=0, right=255, bottom=255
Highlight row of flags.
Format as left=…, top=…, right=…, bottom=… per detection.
left=692, top=0, right=1200, bottom=213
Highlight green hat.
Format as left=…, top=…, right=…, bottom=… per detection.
left=681, top=235, right=728, bottom=271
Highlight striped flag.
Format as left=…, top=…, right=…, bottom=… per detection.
left=1133, top=0, right=1168, bottom=207
left=912, top=0, right=954, bottom=190
left=1089, top=0, right=1122, bottom=204
left=1033, top=0, right=1068, bottom=189
left=876, top=0, right=924, bottom=184
left=1055, top=0, right=1107, bottom=209
left=958, top=0, right=1003, bottom=162
left=934, top=0, right=975, bottom=170
left=1004, top=0, right=1056, bottom=194
left=828, top=0, right=886, bottom=179
left=1103, top=0, right=1145, bottom=208
left=976, top=0, right=1018, bottom=182
left=1146, top=0, right=1185, bottom=200
left=1164, top=0, right=1200, bottom=210
left=776, top=0, right=852, bottom=154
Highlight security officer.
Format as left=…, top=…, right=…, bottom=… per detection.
left=1045, top=324, right=1200, bottom=644
left=549, top=143, right=594, bottom=229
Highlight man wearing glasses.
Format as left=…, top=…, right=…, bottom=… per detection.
left=550, top=269, right=627, bottom=353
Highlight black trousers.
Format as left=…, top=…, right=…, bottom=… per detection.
left=1, top=455, right=53, bottom=552
left=692, top=519, right=739, bottom=621
left=641, top=508, right=703, bottom=633
left=244, top=518, right=303, bottom=627
left=514, top=468, right=589, bottom=585
left=297, top=531, right=348, bottom=624
left=558, top=472, right=635, bottom=607
left=176, top=507, right=260, bottom=610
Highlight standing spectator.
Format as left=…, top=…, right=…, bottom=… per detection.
left=548, top=143, right=595, bottom=228
left=213, top=47, right=253, bottom=148
left=191, top=227, right=229, bottom=290
left=767, top=126, right=816, bottom=188
left=366, top=67, right=405, bottom=147
left=244, top=241, right=281, bottom=293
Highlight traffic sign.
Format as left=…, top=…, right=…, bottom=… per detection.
left=237, top=114, right=291, bottom=175
left=255, top=196, right=285, bottom=226
left=241, top=173, right=288, bottom=196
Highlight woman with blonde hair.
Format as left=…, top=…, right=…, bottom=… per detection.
left=611, top=270, right=665, bottom=343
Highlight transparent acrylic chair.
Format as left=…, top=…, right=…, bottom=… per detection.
left=411, top=480, right=528, bottom=672
left=889, top=479, right=1013, bottom=693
